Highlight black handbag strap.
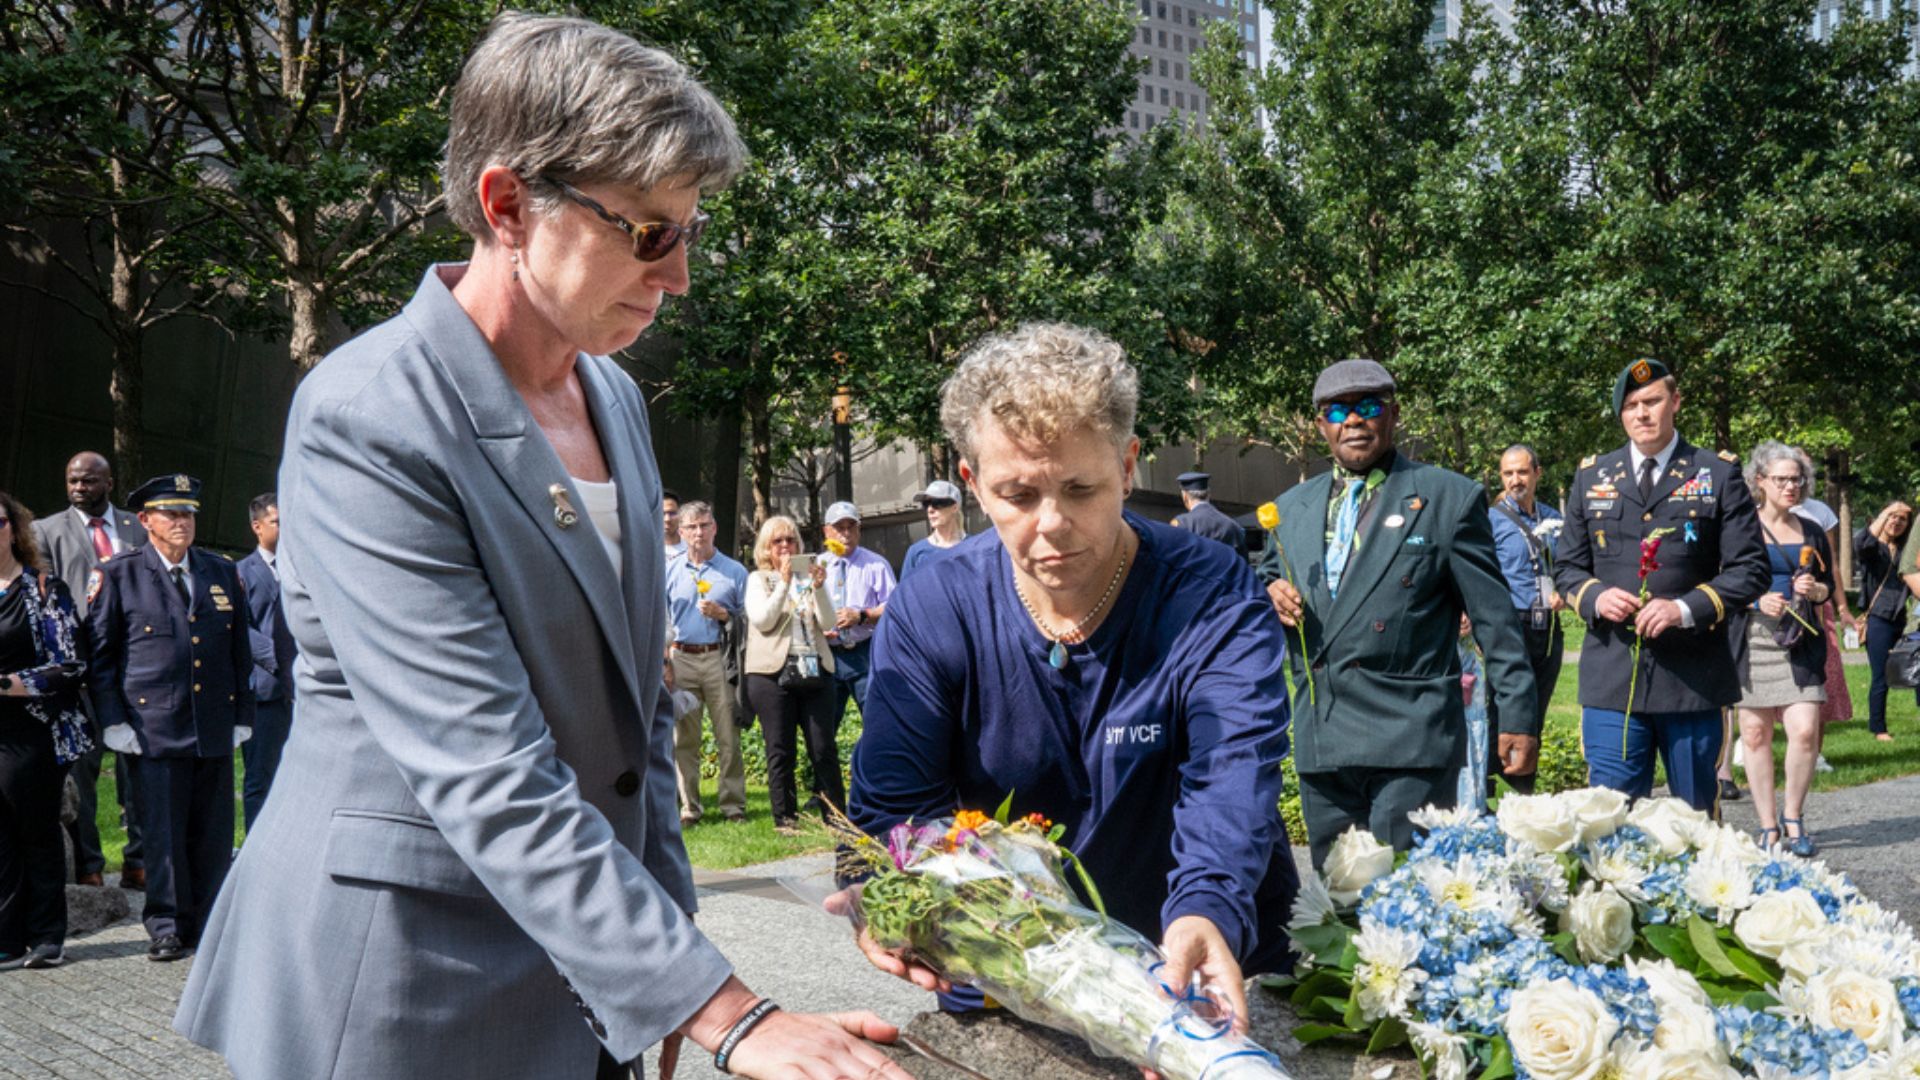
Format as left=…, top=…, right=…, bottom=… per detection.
left=1493, top=501, right=1547, bottom=576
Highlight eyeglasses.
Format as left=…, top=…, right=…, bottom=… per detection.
left=680, top=521, right=715, bottom=532
left=923, top=499, right=957, bottom=510
left=770, top=536, right=800, bottom=546
left=1765, top=475, right=1807, bottom=487
left=1321, top=397, right=1388, bottom=424
left=541, top=176, right=709, bottom=262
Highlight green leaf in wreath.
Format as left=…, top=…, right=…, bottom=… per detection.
left=1549, top=931, right=1581, bottom=966
left=993, top=791, right=1016, bottom=825
left=1290, top=923, right=1356, bottom=969
left=1640, top=924, right=1701, bottom=968
left=1366, top=1016, right=1410, bottom=1054
left=1292, top=1023, right=1361, bottom=1046
left=1740, top=990, right=1780, bottom=1010
left=1722, top=943, right=1777, bottom=987
left=1480, top=1037, right=1516, bottom=1080
left=1687, top=913, right=1744, bottom=980
left=1342, top=983, right=1365, bottom=1029
left=1288, top=969, right=1351, bottom=1010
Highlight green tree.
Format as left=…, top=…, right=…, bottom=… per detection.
left=1, top=3, right=224, bottom=481
left=1169, top=0, right=1498, bottom=473
left=94, top=0, right=479, bottom=375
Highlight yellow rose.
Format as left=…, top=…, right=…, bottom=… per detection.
left=696, top=580, right=711, bottom=595
left=825, top=538, right=848, bottom=556
left=1256, top=502, right=1280, bottom=530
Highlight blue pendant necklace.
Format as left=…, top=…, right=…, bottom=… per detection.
left=1013, top=545, right=1130, bottom=671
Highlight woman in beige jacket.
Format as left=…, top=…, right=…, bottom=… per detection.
left=743, top=516, right=841, bottom=833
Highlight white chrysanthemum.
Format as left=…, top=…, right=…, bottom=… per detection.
left=1498, top=793, right=1582, bottom=853
left=1821, top=926, right=1913, bottom=982
left=1508, top=849, right=1574, bottom=913
left=1558, top=786, right=1631, bottom=843
left=1408, top=803, right=1480, bottom=831
left=1806, top=968, right=1905, bottom=1052
left=1691, top=822, right=1770, bottom=869
left=1625, top=797, right=1711, bottom=856
left=1881, top=1038, right=1920, bottom=1078
left=1735, top=888, right=1831, bottom=960
left=1324, top=826, right=1395, bottom=905
left=1582, top=845, right=1651, bottom=893
left=1414, top=855, right=1510, bottom=914
left=1352, top=918, right=1428, bottom=1021
left=1406, top=1018, right=1470, bottom=1080
left=1287, top=870, right=1338, bottom=933
left=1684, top=857, right=1756, bottom=924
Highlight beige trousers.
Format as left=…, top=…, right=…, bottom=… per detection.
left=671, top=647, right=745, bottom=818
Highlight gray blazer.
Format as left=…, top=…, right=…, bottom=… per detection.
left=32, top=503, right=146, bottom=616
left=175, top=266, right=731, bottom=1078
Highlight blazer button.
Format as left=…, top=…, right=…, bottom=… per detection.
left=614, top=770, right=641, bottom=797
left=191, top=636, right=200, bottom=644
left=138, top=697, right=148, bottom=705
left=1642, top=512, right=1653, bottom=522
left=193, top=659, right=202, bottom=668
left=1400, top=574, right=1413, bottom=588
left=144, top=625, right=154, bottom=633
left=1373, top=619, right=1387, bottom=633
left=193, top=683, right=202, bottom=692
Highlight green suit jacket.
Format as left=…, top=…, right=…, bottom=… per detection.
left=1254, top=452, right=1538, bottom=773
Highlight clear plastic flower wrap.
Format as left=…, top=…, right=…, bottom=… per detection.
left=836, top=807, right=1295, bottom=1080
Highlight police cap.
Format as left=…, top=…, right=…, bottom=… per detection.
left=128, top=474, right=202, bottom=513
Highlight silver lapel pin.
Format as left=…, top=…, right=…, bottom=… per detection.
left=548, top=483, right=579, bottom=529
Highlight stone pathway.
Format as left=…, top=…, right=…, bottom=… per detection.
left=10, top=770, right=1920, bottom=1079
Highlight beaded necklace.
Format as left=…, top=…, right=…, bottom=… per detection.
left=1012, top=544, right=1130, bottom=670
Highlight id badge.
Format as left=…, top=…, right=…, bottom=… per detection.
left=800, top=655, right=821, bottom=678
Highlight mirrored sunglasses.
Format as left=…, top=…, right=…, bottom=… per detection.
left=1322, top=397, right=1388, bottom=424
left=923, top=499, right=957, bottom=510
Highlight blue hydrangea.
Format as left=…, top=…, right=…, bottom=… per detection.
left=1718, top=1004, right=1870, bottom=1076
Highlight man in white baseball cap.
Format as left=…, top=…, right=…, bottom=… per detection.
left=900, top=480, right=968, bottom=582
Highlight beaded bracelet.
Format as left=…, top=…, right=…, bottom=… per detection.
left=712, top=998, right=780, bottom=1074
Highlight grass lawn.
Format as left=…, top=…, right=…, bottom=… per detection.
left=93, top=754, right=249, bottom=873
left=88, top=659, right=1920, bottom=874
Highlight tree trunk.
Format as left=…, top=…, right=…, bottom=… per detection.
left=288, top=276, right=334, bottom=376
left=929, top=442, right=952, bottom=483
left=1831, top=448, right=1853, bottom=599
left=107, top=164, right=146, bottom=485
left=746, top=393, right=774, bottom=535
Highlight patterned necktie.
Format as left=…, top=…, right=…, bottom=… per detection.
left=170, top=566, right=191, bottom=608
left=1326, top=479, right=1365, bottom=599
left=89, top=517, right=114, bottom=562
left=1638, top=457, right=1658, bottom=503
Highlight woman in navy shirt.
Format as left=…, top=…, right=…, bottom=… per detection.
left=846, top=323, right=1299, bottom=1024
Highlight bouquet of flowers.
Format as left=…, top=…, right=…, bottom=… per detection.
left=1278, top=789, right=1920, bottom=1078
left=836, top=801, right=1295, bottom=1080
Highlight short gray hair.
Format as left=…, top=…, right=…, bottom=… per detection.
left=1745, top=440, right=1815, bottom=493
left=444, top=13, right=747, bottom=241
left=940, top=322, right=1138, bottom=465
left=676, top=499, right=714, bottom=523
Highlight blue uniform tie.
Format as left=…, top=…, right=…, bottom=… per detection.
left=1326, top=479, right=1364, bottom=598
left=170, top=566, right=191, bottom=608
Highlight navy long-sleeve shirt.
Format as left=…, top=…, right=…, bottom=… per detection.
left=849, top=513, right=1299, bottom=977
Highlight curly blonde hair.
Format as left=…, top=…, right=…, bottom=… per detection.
left=939, top=322, right=1138, bottom=465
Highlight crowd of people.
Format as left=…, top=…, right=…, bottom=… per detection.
left=2, top=13, right=1919, bottom=1080
left=1, top=458, right=293, bottom=972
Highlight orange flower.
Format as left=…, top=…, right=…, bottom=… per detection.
left=1023, top=812, right=1052, bottom=830
left=944, top=809, right=991, bottom=849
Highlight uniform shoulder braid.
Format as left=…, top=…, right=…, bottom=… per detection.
left=1717, top=449, right=1739, bottom=464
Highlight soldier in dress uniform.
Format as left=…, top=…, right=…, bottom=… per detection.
left=1170, top=472, right=1246, bottom=551
left=85, top=475, right=254, bottom=961
left=1553, top=359, right=1769, bottom=813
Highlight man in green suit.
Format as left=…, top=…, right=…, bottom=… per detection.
left=1256, top=359, right=1538, bottom=867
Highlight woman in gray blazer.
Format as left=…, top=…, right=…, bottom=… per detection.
left=175, top=15, right=911, bottom=1080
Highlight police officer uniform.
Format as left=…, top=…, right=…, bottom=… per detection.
left=85, top=476, right=254, bottom=959
left=1170, top=472, right=1246, bottom=551
left=1553, top=360, right=1769, bottom=812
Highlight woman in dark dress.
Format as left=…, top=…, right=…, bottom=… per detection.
left=1858, top=500, right=1915, bottom=739
left=0, top=490, right=93, bottom=970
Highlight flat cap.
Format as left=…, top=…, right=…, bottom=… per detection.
left=1312, top=358, right=1396, bottom=406
left=1611, top=357, right=1672, bottom=414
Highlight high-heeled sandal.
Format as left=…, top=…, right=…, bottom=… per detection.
left=1755, top=825, right=1780, bottom=849
left=1781, top=816, right=1817, bottom=858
